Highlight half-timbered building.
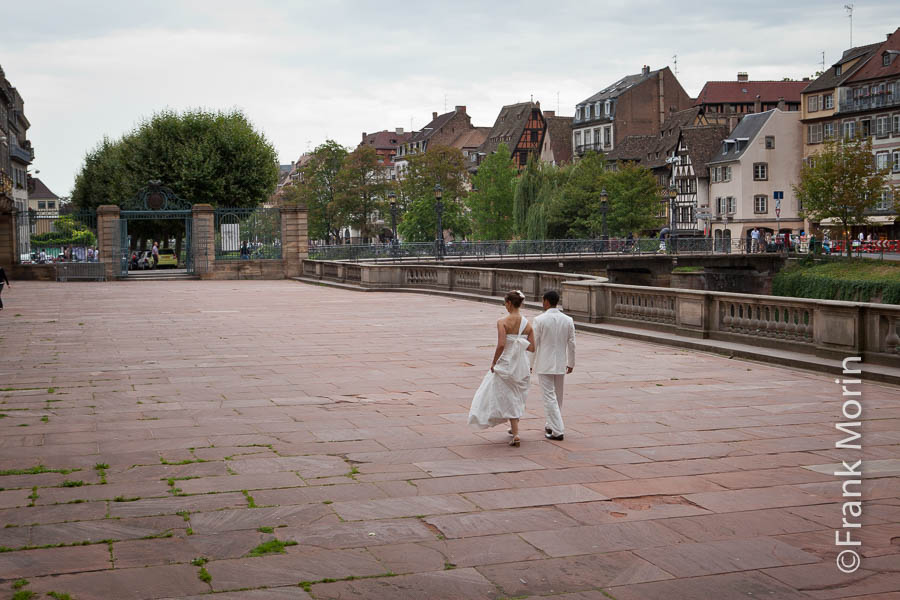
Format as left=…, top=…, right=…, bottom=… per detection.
left=668, top=125, right=729, bottom=236
left=478, top=101, right=546, bottom=169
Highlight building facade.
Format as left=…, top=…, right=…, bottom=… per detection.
left=707, top=109, right=803, bottom=248
left=696, top=73, right=807, bottom=132
left=572, top=66, right=692, bottom=158
left=359, top=128, right=412, bottom=181
left=0, top=65, right=33, bottom=215
left=478, top=101, right=546, bottom=168
left=824, top=28, right=900, bottom=239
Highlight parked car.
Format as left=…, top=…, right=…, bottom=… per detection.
left=156, top=248, right=178, bottom=268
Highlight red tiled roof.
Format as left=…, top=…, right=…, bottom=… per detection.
left=695, top=81, right=808, bottom=105
left=845, top=27, right=900, bottom=82
left=360, top=130, right=412, bottom=150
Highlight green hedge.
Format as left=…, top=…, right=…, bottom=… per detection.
left=772, top=257, right=900, bottom=304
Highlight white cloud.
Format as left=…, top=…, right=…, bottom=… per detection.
left=1, top=0, right=896, bottom=197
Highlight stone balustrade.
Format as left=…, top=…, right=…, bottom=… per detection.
left=304, top=259, right=900, bottom=369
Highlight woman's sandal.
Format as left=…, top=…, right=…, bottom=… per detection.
left=509, top=436, right=520, bottom=447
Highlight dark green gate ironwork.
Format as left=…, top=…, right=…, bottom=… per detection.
left=117, top=182, right=198, bottom=276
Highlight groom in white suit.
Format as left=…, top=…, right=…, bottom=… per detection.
left=532, top=289, right=575, bottom=441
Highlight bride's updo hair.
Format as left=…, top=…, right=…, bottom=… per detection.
left=504, top=290, right=525, bottom=308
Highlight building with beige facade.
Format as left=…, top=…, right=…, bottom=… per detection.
left=707, top=109, right=802, bottom=249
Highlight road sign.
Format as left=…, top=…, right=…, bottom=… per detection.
left=696, top=212, right=712, bottom=219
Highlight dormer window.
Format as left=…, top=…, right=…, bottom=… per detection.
left=884, top=53, right=893, bottom=67
left=605, top=100, right=611, bottom=115
left=835, top=65, right=842, bottom=76
left=585, top=104, right=592, bottom=119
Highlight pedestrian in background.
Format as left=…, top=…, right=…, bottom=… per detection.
left=0, top=266, right=10, bottom=311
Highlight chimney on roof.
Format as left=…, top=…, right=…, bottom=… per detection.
left=362, top=132, right=367, bottom=141
left=543, top=110, right=555, bottom=117
left=803, top=77, right=810, bottom=81
left=777, top=97, right=785, bottom=110
left=432, top=111, right=438, bottom=120
left=642, top=65, right=650, bottom=76
left=395, top=127, right=404, bottom=135
left=737, top=72, right=749, bottom=82
left=455, top=105, right=466, bottom=113
left=754, top=94, right=761, bottom=113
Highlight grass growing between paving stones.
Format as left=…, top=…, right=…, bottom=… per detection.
left=246, top=539, right=298, bottom=557
left=12, top=579, right=28, bottom=589
left=0, top=465, right=80, bottom=476
left=197, top=567, right=212, bottom=584
left=94, top=463, right=108, bottom=484
left=60, top=480, right=83, bottom=487
left=299, top=573, right=397, bottom=593
left=11, top=591, right=35, bottom=600
left=257, top=526, right=274, bottom=533
left=47, top=592, right=73, bottom=600
left=242, top=490, right=258, bottom=508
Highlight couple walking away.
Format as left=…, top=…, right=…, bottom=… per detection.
left=468, top=289, right=575, bottom=447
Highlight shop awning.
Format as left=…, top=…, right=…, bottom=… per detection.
left=817, top=216, right=897, bottom=226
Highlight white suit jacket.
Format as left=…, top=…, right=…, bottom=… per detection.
left=532, top=308, right=575, bottom=375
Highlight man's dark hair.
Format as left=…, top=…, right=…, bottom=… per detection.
left=543, top=290, right=560, bottom=307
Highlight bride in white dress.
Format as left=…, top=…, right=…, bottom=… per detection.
left=468, top=290, right=536, bottom=447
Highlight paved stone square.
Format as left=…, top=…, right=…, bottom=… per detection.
left=0, top=280, right=898, bottom=599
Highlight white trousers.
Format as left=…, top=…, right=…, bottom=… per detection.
left=539, top=374, right=565, bottom=436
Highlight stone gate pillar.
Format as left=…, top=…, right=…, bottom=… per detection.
left=96, top=205, right=120, bottom=280
left=191, top=204, right=215, bottom=277
left=0, top=207, right=17, bottom=269
left=281, top=203, right=308, bottom=278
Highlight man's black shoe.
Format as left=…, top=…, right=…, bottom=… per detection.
left=545, top=427, right=552, bottom=435
left=545, top=432, right=564, bottom=441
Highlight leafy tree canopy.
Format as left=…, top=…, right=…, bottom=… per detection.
left=72, top=108, right=279, bottom=210
left=398, top=146, right=472, bottom=242
left=282, top=140, right=348, bottom=244
left=334, top=146, right=389, bottom=243
left=604, top=162, right=664, bottom=237
left=794, top=136, right=896, bottom=255
left=547, top=151, right=606, bottom=238
left=467, top=143, right=517, bottom=241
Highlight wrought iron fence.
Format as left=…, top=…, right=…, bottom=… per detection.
left=307, top=237, right=772, bottom=262
left=18, top=209, right=99, bottom=264
left=214, top=207, right=282, bottom=261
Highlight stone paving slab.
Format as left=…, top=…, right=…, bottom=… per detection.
left=0, top=280, right=898, bottom=599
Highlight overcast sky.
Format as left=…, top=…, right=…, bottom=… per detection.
left=2, top=1, right=897, bottom=197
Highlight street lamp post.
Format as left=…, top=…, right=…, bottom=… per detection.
left=434, top=184, right=444, bottom=260
left=668, top=182, right=678, bottom=254
left=599, top=188, right=609, bottom=253
left=388, top=191, right=398, bottom=258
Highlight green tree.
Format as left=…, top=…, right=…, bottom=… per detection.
left=72, top=109, right=279, bottom=210
left=525, top=163, right=570, bottom=240
left=334, top=146, right=388, bottom=243
left=604, top=162, right=664, bottom=236
left=513, top=155, right=542, bottom=238
left=283, top=140, right=347, bottom=244
left=467, top=143, right=516, bottom=240
left=547, top=151, right=606, bottom=238
left=794, top=136, right=896, bottom=256
left=398, top=146, right=472, bottom=242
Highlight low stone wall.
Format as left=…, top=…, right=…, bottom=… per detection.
left=202, top=260, right=285, bottom=280
left=303, top=258, right=900, bottom=368
left=11, top=264, right=57, bottom=281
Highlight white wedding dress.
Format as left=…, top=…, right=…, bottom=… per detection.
left=468, top=316, right=532, bottom=428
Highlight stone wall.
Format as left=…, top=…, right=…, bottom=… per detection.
left=304, top=258, right=900, bottom=369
